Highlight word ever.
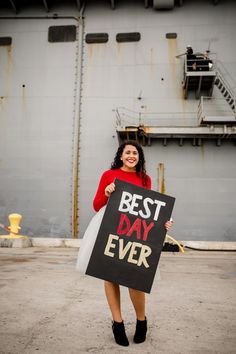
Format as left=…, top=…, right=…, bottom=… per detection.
left=104, top=234, right=152, bottom=268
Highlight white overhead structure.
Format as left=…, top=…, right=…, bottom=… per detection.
left=153, top=0, right=174, bottom=9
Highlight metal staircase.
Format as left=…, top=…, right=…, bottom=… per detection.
left=214, top=68, right=235, bottom=112
left=196, top=62, right=236, bottom=125
left=183, top=57, right=235, bottom=123
left=116, top=59, right=236, bottom=145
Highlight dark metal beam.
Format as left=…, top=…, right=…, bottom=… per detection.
left=9, top=0, right=17, bottom=13
left=153, top=0, right=175, bottom=10
left=196, top=76, right=203, bottom=99
left=0, top=16, right=79, bottom=21
left=76, top=0, right=81, bottom=11
left=42, top=0, right=49, bottom=12
left=111, top=0, right=115, bottom=10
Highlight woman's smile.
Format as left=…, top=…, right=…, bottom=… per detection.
left=120, top=145, right=139, bottom=172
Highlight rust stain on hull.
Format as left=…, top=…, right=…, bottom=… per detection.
left=158, top=163, right=165, bottom=194
left=168, top=38, right=178, bottom=91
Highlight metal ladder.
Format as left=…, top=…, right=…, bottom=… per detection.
left=214, top=67, right=235, bottom=112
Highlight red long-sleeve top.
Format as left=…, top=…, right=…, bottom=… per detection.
left=93, top=168, right=152, bottom=212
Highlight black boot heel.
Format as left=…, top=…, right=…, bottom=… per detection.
left=133, top=317, right=147, bottom=344
left=112, top=321, right=129, bottom=346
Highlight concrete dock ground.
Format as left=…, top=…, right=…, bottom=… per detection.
left=0, top=247, right=235, bottom=354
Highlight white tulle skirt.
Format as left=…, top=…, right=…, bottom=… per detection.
left=76, top=205, right=160, bottom=282
left=76, top=206, right=106, bottom=273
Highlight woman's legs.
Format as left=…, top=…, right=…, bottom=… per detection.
left=104, top=282, right=147, bottom=345
left=104, top=281, right=122, bottom=322
left=128, top=288, right=146, bottom=320
left=104, top=283, right=146, bottom=321
left=128, top=288, right=147, bottom=343
left=104, top=281, right=129, bottom=346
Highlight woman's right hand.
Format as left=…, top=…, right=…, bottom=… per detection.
left=104, top=182, right=115, bottom=197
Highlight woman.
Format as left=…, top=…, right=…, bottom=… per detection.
left=92, top=140, right=173, bottom=347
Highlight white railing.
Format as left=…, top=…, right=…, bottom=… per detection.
left=114, top=107, right=197, bottom=127
left=184, top=53, right=216, bottom=73
left=197, top=96, right=236, bottom=124
left=215, top=60, right=236, bottom=95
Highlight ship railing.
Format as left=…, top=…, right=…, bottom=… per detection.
left=115, top=107, right=197, bottom=127
left=184, top=54, right=216, bottom=73
left=214, top=60, right=236, bottom=95
left=197, top=96, right=236, bottom=125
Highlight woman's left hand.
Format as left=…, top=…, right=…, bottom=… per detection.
left=164, top=219, right=174, bottom=231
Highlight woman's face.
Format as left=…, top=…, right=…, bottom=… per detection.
left=120, top=144, right=139, bottom=171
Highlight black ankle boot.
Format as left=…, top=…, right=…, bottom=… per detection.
left=112, top=321, right=129, bottom=346
left=133, top=317, right=147, bottom=344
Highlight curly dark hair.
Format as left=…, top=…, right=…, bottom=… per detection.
left=111, top=140, right=149, bottom=187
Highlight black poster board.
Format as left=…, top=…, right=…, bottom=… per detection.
left=86, top=179, right=175, bottom=293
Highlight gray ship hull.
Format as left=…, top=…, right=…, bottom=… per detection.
left=0, top=0, right=235, bottom=241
